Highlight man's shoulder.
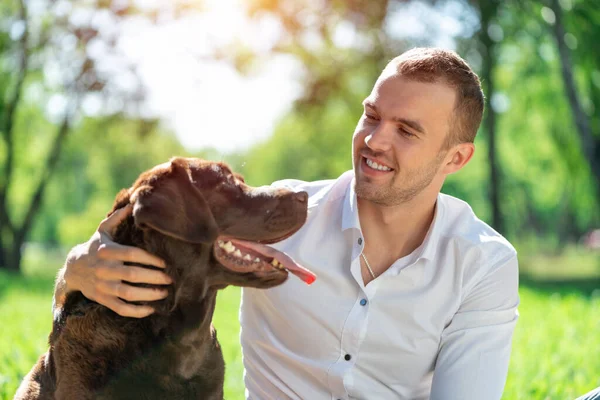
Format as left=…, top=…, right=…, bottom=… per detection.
left=439, top=193, right=517, bottom=267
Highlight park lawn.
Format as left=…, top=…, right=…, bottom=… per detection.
left=1, top=254, right=599, bottom=400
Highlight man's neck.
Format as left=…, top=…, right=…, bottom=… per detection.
left=357, top=192, right=438, bottom=261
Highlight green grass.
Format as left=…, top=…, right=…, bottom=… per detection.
left=1, top=250, right=599, bottom=399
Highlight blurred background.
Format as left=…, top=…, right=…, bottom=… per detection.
left=0, top=0, right=599, bottom=398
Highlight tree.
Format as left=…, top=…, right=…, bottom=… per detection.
left=0, top=0, right=161, bottom=272
left=464, top=0, right=505, bottom=233
left=547, top=0, right=600, bottom=189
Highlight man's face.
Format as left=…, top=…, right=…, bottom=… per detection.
left=352, top=73, right=457, bottom=206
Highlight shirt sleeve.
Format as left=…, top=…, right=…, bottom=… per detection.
left=429, top=253, right=519, bottom=400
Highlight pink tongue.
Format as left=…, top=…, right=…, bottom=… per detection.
left=229, top=239, right=317, bottom=285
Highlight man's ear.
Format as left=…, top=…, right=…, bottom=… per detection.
left=131, top=162, right=218, bottom=243
left=442, top=142, right=475, bottom=175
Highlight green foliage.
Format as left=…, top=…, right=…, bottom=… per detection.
left=504, top=285, right=600, bottom=399
left=238, top=98, right=357, bottom=186
left=1, top=0, right=597, bottom=260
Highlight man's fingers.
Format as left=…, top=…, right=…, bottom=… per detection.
left=99, top=281, right=169, bottom=302
left=96, top=243, right=167, bottom=269
left=95, top=263, right=172, bottom=284
left=98, top=204, right=133, bottom=234
left=96, top=294, right=155, bottom=318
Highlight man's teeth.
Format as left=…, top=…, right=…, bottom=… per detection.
left=217, top=240, right=283, bottom=268
left=366, top=158, right=392, bottom=171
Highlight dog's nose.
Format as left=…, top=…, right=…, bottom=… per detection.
left=294, top=191, right=308, bottom=203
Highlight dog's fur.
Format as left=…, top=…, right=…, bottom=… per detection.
left=15, top=157, right=308, bottom=400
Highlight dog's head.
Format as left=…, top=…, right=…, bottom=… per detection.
left=111, top=157, right=314, bottom=309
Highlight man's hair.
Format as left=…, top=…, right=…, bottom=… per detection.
left=383, top=47, right=485, bottom=148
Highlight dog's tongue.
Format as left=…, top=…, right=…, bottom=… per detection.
left=230, top=239, right=317, bottom=285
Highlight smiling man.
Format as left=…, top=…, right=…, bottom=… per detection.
left=240, top=47, right=519, bottom=400
left=54, top=47, right=519, bottom=400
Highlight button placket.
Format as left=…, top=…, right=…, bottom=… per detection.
left=335, top=235, right=374, bottom=398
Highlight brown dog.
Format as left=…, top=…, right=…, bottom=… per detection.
left=15, top=157, right=315, bottom=400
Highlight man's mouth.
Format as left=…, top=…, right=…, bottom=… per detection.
left=362, top=156, right=394, bottom=173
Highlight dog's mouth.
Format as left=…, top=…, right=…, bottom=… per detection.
left=213, top=238, right=316, bottom=285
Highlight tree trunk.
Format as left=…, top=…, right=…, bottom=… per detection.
left=478, top=1, right=504, bottom=234
left=549, top=0, right=600, bottom=188
left=0, top=242, right=5, bottom=268
left=0, top=0, right=28, bottom=272
left=0, top=109, right=73, bottom=272
left=5, top=243, right=22, bottom=272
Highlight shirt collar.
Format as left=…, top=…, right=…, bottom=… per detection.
left=416, top=194, right=444, bottom=261
left=340, top=175, right=445, bottom=262
left=341, top=174, right=360, bottom=232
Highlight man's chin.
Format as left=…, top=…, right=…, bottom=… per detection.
left=355, top=181, right=385, bottom=201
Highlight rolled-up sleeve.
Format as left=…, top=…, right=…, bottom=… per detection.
left=430, top=253, right=519, bottom=400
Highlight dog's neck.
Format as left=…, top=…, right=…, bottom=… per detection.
left=112, top=216, right=218, bottom=337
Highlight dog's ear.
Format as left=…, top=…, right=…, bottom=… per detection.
left=108, top=189, right=131, bottom=216
left=131, top=161, right=218, bottom=243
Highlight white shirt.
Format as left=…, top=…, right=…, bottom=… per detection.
left=240, top=171, right=519, bottom=400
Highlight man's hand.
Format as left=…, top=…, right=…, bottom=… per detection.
left=57, top=204, right=172, bottom=318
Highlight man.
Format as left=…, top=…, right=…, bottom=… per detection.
left=54, top=48, right=519, bottom=399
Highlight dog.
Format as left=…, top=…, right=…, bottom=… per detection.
left=15, top=157, right=316, bottom=400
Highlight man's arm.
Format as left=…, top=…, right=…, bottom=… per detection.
left=429, top=253, right=519, bottom=400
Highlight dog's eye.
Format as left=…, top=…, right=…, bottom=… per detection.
left=233, top=173, right=245, bottom=183
left=225, top=174, right=236, bottom=183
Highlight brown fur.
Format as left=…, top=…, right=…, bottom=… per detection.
left=15, top=157, right=308, bottom=400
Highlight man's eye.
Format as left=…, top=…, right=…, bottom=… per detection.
left=365, top=114, right=378, bottom=121
left=398, top=128, right=415, bottom=138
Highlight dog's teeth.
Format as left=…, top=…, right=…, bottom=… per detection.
left=224, top=241, right=235, bottom=253
left=233, top=249, right=242, bottom=258
left=243, top=254, right=252, bottom=261
left=217, top=240, right=224, bottom=246
left=271, top=259, right=280, bottom=266
left=254, top=257, right=261, bottom=263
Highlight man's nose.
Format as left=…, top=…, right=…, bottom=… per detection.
left=364, top=123, right=393, bottom=152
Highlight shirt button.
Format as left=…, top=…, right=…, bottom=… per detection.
left=360, top=298, right=367, bottom=306
left=358, top=237, right=363, bottom=245
left=344, top=354, right=352, bottom=361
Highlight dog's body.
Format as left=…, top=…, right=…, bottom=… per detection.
left=15, top=157, right=311, bottom=400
